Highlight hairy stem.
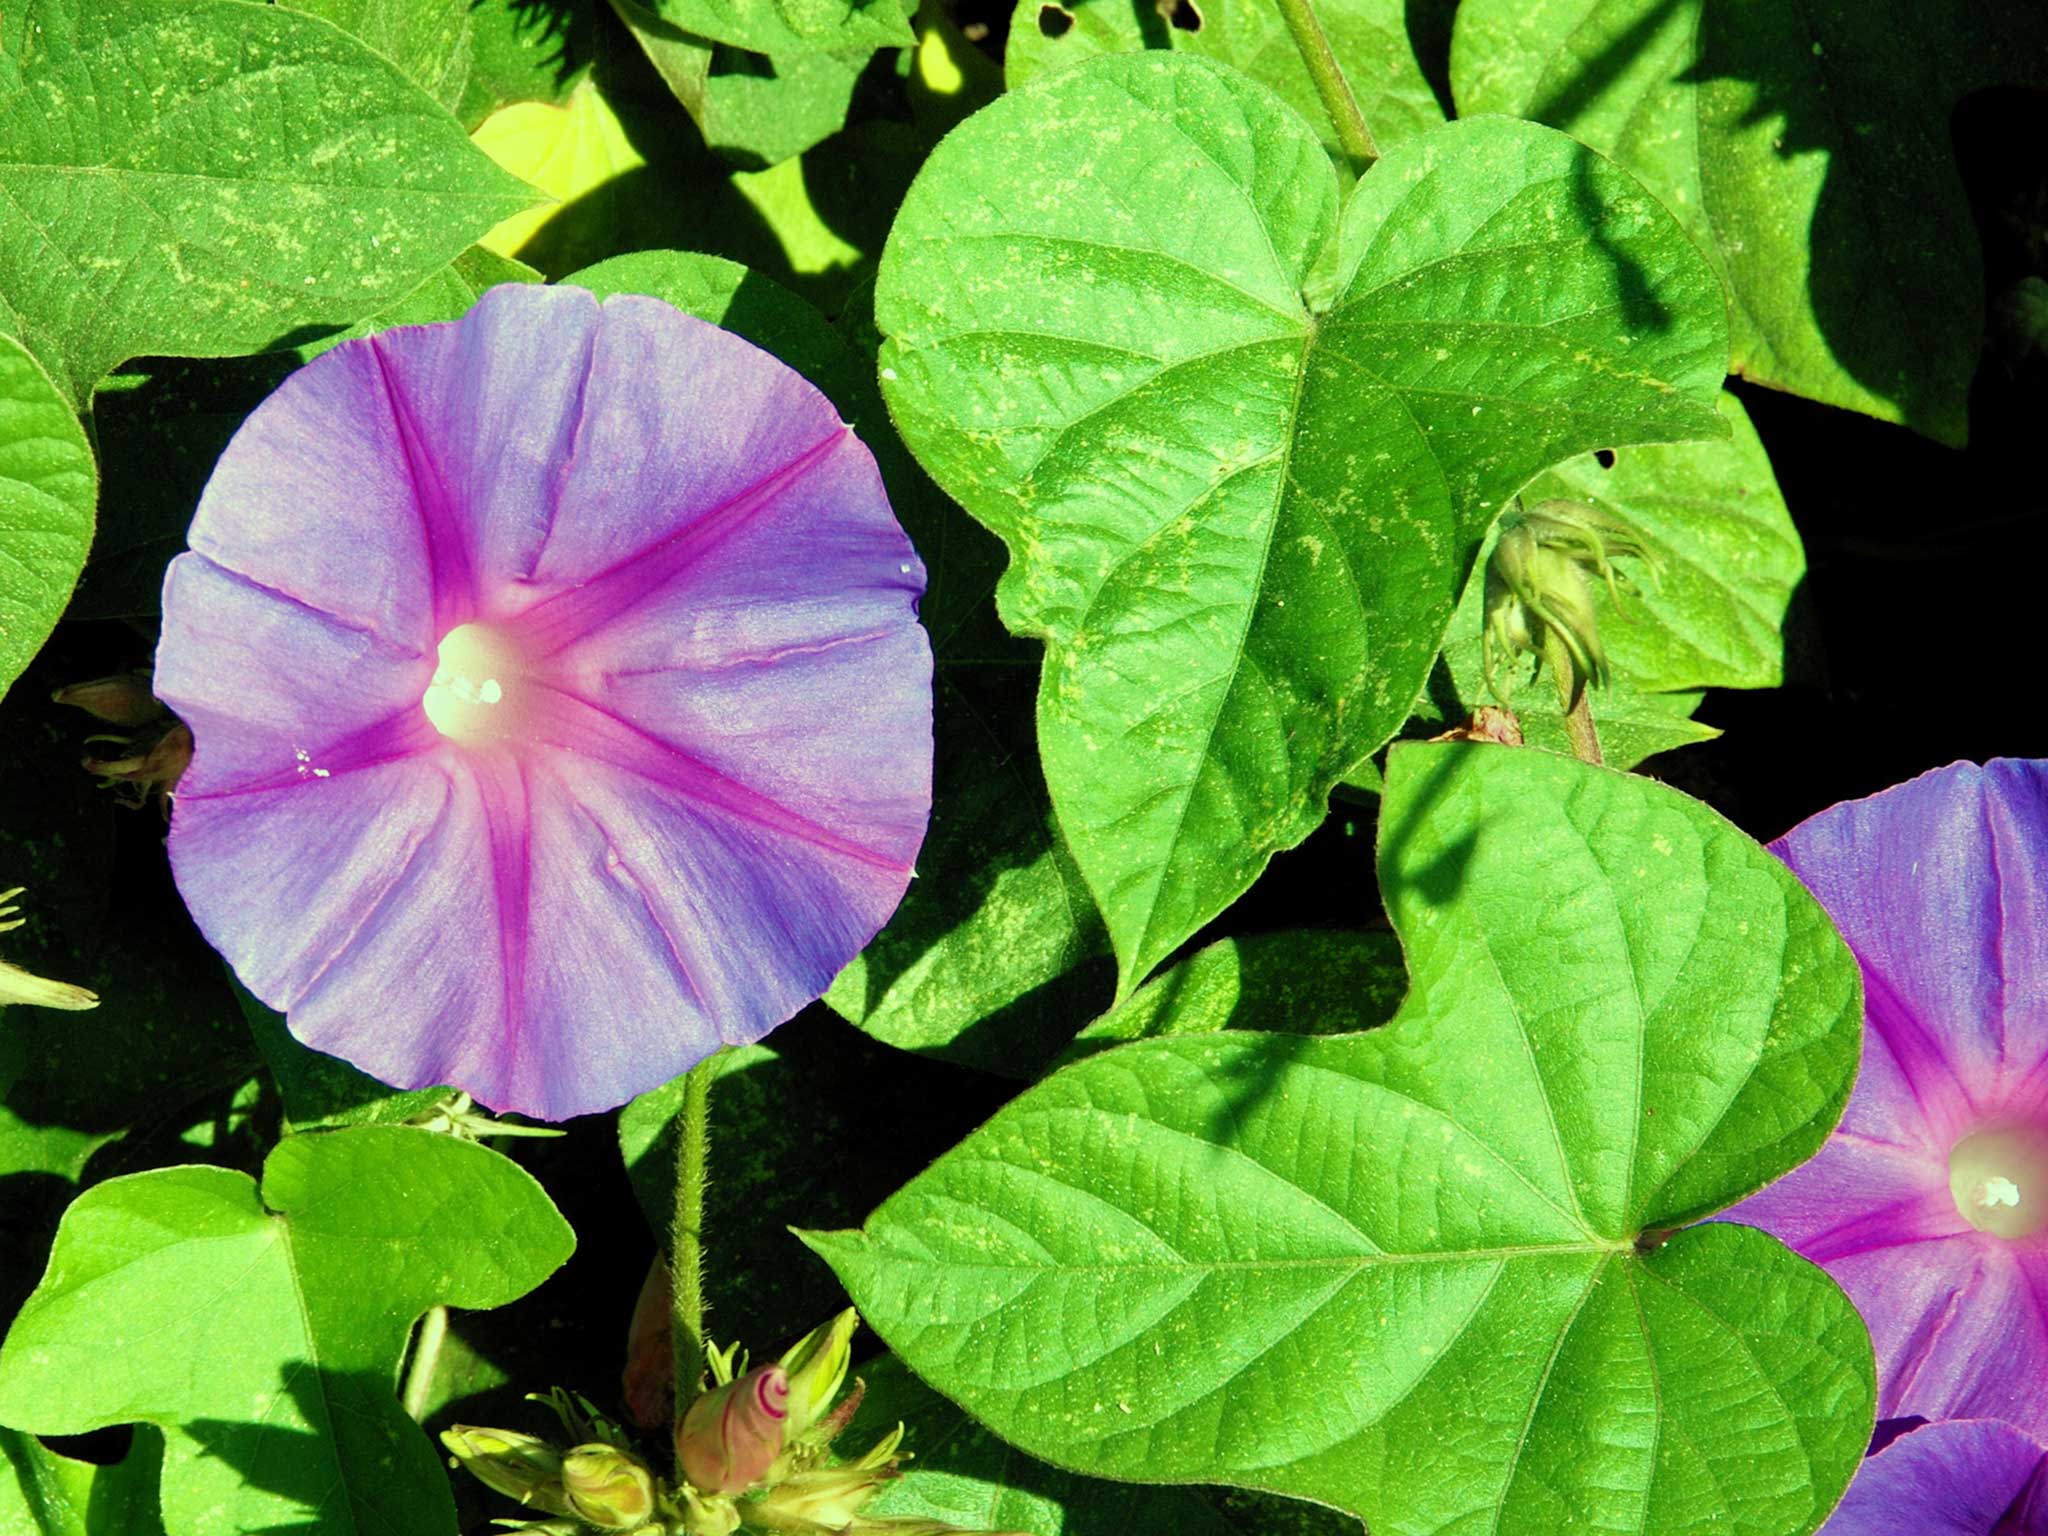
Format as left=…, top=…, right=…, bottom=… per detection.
left=401, top=1305, right=448, bottom=1422
left=670, top=1052, right=720, bottom=1415
left=1271, top=0, right=1379, bottom=174
left=1544, top=631, right=1604, bottom=766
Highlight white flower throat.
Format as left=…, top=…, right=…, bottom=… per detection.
left=421, top=623, right=528, bottom=744
left=1949, top=1125, right=2048, bottom=1240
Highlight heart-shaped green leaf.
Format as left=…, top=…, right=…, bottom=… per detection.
left=806, top=742, right=1872, bottom=1533
left=0, top=0, right=538, bottom=404
left=877, top=53, right=1728, bottom=996
left=0, top=1127, right=574, bottom=1536
left=0, top=334, right=93, bottom=701
left=1450, top=0, right=2048, bottom=444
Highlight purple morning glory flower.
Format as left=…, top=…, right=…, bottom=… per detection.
left=1726, top=760, right=2048, bottom=1436
left=1818, top=1419, right=2047, bottom=1534
left=155, top=284, right=932, bottom=1120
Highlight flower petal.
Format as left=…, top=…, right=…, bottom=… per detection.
left=539, top=429, right=932, bottom=865
left=181, top=342, right=440, bottom=651
left=162, top=284, right=933, bottom=1120
left=157, top=555, right=436, bottom=798
left=1826, top=1233, right=2048, bottom=1435
left=1774, top=760, right=2048, bottom=1117
left=1724, top=1130, right=1959, bottom=1262
left=1818, top=1419, right=2047, bottom=1535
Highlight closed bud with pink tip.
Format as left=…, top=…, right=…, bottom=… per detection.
left=676, top=1364, right=788, bottom=1494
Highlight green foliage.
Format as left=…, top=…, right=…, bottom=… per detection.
left=619, top=1018, right=998, bottom=1346
left=1, top=1425, right=167, bottom=1536
left=1006, top=0, right=1443, bottom=171
left=0, top=337, right=94, bottom=701
left=1450, top=0, right=2048, bottom=444
left=0, top=1128, right=573, bottom=1536
left=854, top=1354, right=1241, bottom=1534
left=878, top=53, right=1728, bottom=995
left=608, top=0, right=876, bottom=168
left=1066, top=928, right=1407, bottom=1059
left=0, top=0, right=537, bottom=405
left=283, top=0, right=473, bottom=108
left=235, top=983, right=447, bottom=1133
left=1433, top=389, right=1803, bottom=765
left=807, top=743, right=1872, bottom=1533
left=641, top=0, right=913, bottom=59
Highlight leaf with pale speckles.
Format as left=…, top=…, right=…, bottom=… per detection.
left=0, top=0, right=540, bottom=405
left=0, top=334, right=93, bottom=701
left=284, top=0, right=472, bottom=110
left=807, top=742, right=1873, bottom=1534
left=1005, top=0, right=1444, bottom=173
left=0, top=1128, right=573, bottom=1536
left=876, top=53, right=1729, bottom=996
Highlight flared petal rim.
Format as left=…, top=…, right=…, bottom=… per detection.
left=1818, top=1418, right=2047, bottom=1535
left=159, top=284, right=933, bottom=1118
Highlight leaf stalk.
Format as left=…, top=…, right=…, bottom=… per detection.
left=670, top=1052, right=721, bottom=1423
left=1543, top=629, right=1604, bottom=766
left=1270, top=0, right=1379, bottom=174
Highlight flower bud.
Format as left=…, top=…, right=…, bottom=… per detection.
left=561, top=1442, right=658, bottom=1529
left=777, top=1307, right=857, bottom=1443
left=621, top=1258, right=673, bottom=1431
left=439, top=1426, right=572, bottom=1516
left=51, top=672, right=164, bottom=727
left=676, top=1364, right=788, bottom=1494
left=0, top=888, right=98, bottom=1011
left=1480, top=499, right=1658, bottom=709
left=82, top=720, right=192, bottom=809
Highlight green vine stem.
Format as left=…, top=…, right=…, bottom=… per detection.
left=670, top=1051, right=721, bottom=1416
left=1270, top=0, right=1379, bottom=174
left=1543, top=630, right=1604, bottom=767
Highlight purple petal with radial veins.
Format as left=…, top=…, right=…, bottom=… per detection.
left=1827, top=1234, right=2048, bottom=1433
left=158, top=283, right=932, bottom=1119
left=1819, top=1419, right=2047, bottom=1535
left=1724, top=1130, right=1959, bottom=1262
left=1724, top=759, right=2048, bottom=1441
left=1773, top=761, right=2048, bottom=1118
left=157, top=556, right=435, bottom=798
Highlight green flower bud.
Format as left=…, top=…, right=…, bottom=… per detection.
left=439, top=1426, right=572, bottom=1516
left=561, top=1442, right=658, bottom=1529
left=677, top=1364, right=788, bottom=1494
left=777, top=1308, right=857, bottom=1443
left=1480, top=498, right=1659, bottom=709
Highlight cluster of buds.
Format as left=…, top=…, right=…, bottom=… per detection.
left=50, top=671, right=191, bottom=810
left=1480, top=497, right=1661, bottom=709
left=445, top=1310, right=1014, bottom=1536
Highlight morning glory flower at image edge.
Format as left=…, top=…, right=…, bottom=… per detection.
left=153, top=284, right=933, bottom=1121
left=1727, top=759, right=2048, bottom=1438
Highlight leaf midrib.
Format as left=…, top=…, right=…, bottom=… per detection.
left=860, top=1242, right=1624, bottom=1273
